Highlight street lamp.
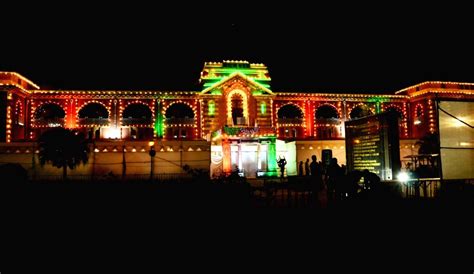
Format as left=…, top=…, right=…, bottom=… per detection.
left=149, top=141, right=156, bottom=181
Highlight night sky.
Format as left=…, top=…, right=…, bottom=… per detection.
left=2, top=3, right=473, bottom=93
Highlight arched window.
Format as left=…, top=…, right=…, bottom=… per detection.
left=78, top=102, right=109, bottom=126
left=165, top=103, right=195, bottom=125
left=79, top=103, right=109, bottom=118
left=226, top=90, right=248, bottom=126
left=316, top=104, right=339, bottom=120
left=165, top=103, right=194, bottom=119
left=231, top=93, right=245, bottom=125
left=34, top=103, right=65, bottom=127
left=384, top=106, right=404, bottom=119
left=315, top=104, right=341, bottom=139
left=165, top=103, right=195, bottom=140
left=414, top=104, right=423, bottom=125
left=350, top=104, right=373, bottom=119
left=277, top=104, right=303, bottom=123
left=122, top=103, right=152, bottom=125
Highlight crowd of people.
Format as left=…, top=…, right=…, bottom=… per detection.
left=288, top=155, right=382, bottom=203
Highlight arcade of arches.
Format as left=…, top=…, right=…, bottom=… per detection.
left=1, top=60, right=473, bottom=178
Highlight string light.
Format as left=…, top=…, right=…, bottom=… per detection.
left=2, top=65, right=473, bottom=148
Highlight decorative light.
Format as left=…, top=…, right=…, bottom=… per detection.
left=260, top=101, right=266, bottom=114
left=103, top=127, right=121, bottom=139
left=208, top=100, right=215, bottom=116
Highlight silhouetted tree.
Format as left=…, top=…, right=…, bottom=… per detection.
left=415, top=133, right=440, bottom=155
left=415, top=133, right=440, bottom=177
left=38, top=128, right=89, bottom=180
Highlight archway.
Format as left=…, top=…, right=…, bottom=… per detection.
left=350, top=104, right=373, bottom=119
left=79, top=103, right=109, bottom=119
left=165, top=103, right=195, bottom=139
left=277, top=104, right=303, bottom=138
left=78, top=102, right=109, bottom=126
left=277, top=104, right=303, bottom=121
left=122, top=103, right=153, bottom=140
left=165, top=103, right=195, bottom=119
left=384, top=106, right=404, bottom=119
left=122, top=103, right=152, bottom=124
left=315, top=104, right=341, bottom=139
left=227, top=90, right=248, bottom=126
left=34, top=103, right=65, bottom=126
left=316, top=104, right=339, bottom=120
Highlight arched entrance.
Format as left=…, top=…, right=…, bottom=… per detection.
left=78, top=102, right=110, bottom=140
left=315, top=104, right=341, bottom=139
left=165, top=102, right=195, bottom=139
left=122, top=103, right=153, bottom=140
left=350, top=104, right=373, bottom=119
left=34, top=103, right=65, bottom=127
left=227, top=90, right=248, bottom=126
left=277, top=104, right=303, bottom=138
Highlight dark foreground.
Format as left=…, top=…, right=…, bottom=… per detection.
left=2, top=177, right=473, bottom=213
left=2, top=175, right=472, bottom=267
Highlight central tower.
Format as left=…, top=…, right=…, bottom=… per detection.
left=199, top=61, right=277, bottom=177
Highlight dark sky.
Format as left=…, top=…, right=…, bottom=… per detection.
left=2, top=3, right=473, bottom=93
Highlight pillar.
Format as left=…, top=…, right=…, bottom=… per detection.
left=222, top=139, right=232, bottom=174
left=305, top=100, right=314, bottom=138
left=154, top=99, right=163, bottom=138
left=66, top=98, right=77, bottom=129
left=267, top=136, right=277, bottom=176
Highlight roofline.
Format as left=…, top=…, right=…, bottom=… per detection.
left=200, top=71, right=274, bottom=95
left=0, top=71, right=40, bottom=89
left=277, top=92, right=408, bottom=99
left=395, top=81, right=474, bottom=94
left=33, top=90, right=199, bottom=95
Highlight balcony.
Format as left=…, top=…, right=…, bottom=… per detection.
left=228, top=117, right=248, bottom=126
left=165, top=118, right=195, bottom=125
left=277, top=118, right=303, bottom=125
left=34, top=118, right=64, bottom=127
left=315, top=118, right=344, bottom=139
left=78, top=118, right=109, bottom=126
left=315, top=118, right=342, bottom=126
left=122, top=118, right=152, bottom=126
left=223, top=126, right=274, bottom=137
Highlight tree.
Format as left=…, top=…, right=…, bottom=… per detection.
left=415, top=133, right=440, bottom=155
left=38, top=128, right=90, bottom=180
left=414, top=133, right=440, bottom=178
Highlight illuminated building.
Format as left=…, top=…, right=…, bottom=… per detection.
left=1, top=61, right=473, bottom=178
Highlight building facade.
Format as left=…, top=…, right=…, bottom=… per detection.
left=1, top=61, right=473, bottom=178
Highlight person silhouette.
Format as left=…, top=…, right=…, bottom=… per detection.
left=277, top=156, right=287, bottom=178
left=305, top=158, right=310, bottom=176
left=310, top=155, right=322, bottom=179
left=326, top=158, right=341, bottom=201
left=362, top=169, right=381, bottom=191
left=309, top=155, right=323, bottom=205
left=298, top=161, right=304, bottom=176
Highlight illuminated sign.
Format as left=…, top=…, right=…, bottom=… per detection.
left=345, top=112, right=401, bottom=180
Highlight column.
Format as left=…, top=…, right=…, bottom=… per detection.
left=66, top=98, right=76, bottom=129
left=222, top=139, right=232, bottom=174
left=267, top=136, right=277, bottom=176
left=306, top=100, right=314, bottom=138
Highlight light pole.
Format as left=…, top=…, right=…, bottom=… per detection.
left=149, top=141, right=156, bottom=181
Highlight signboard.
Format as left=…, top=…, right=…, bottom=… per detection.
left=345, top=111, right=401, bottom=180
